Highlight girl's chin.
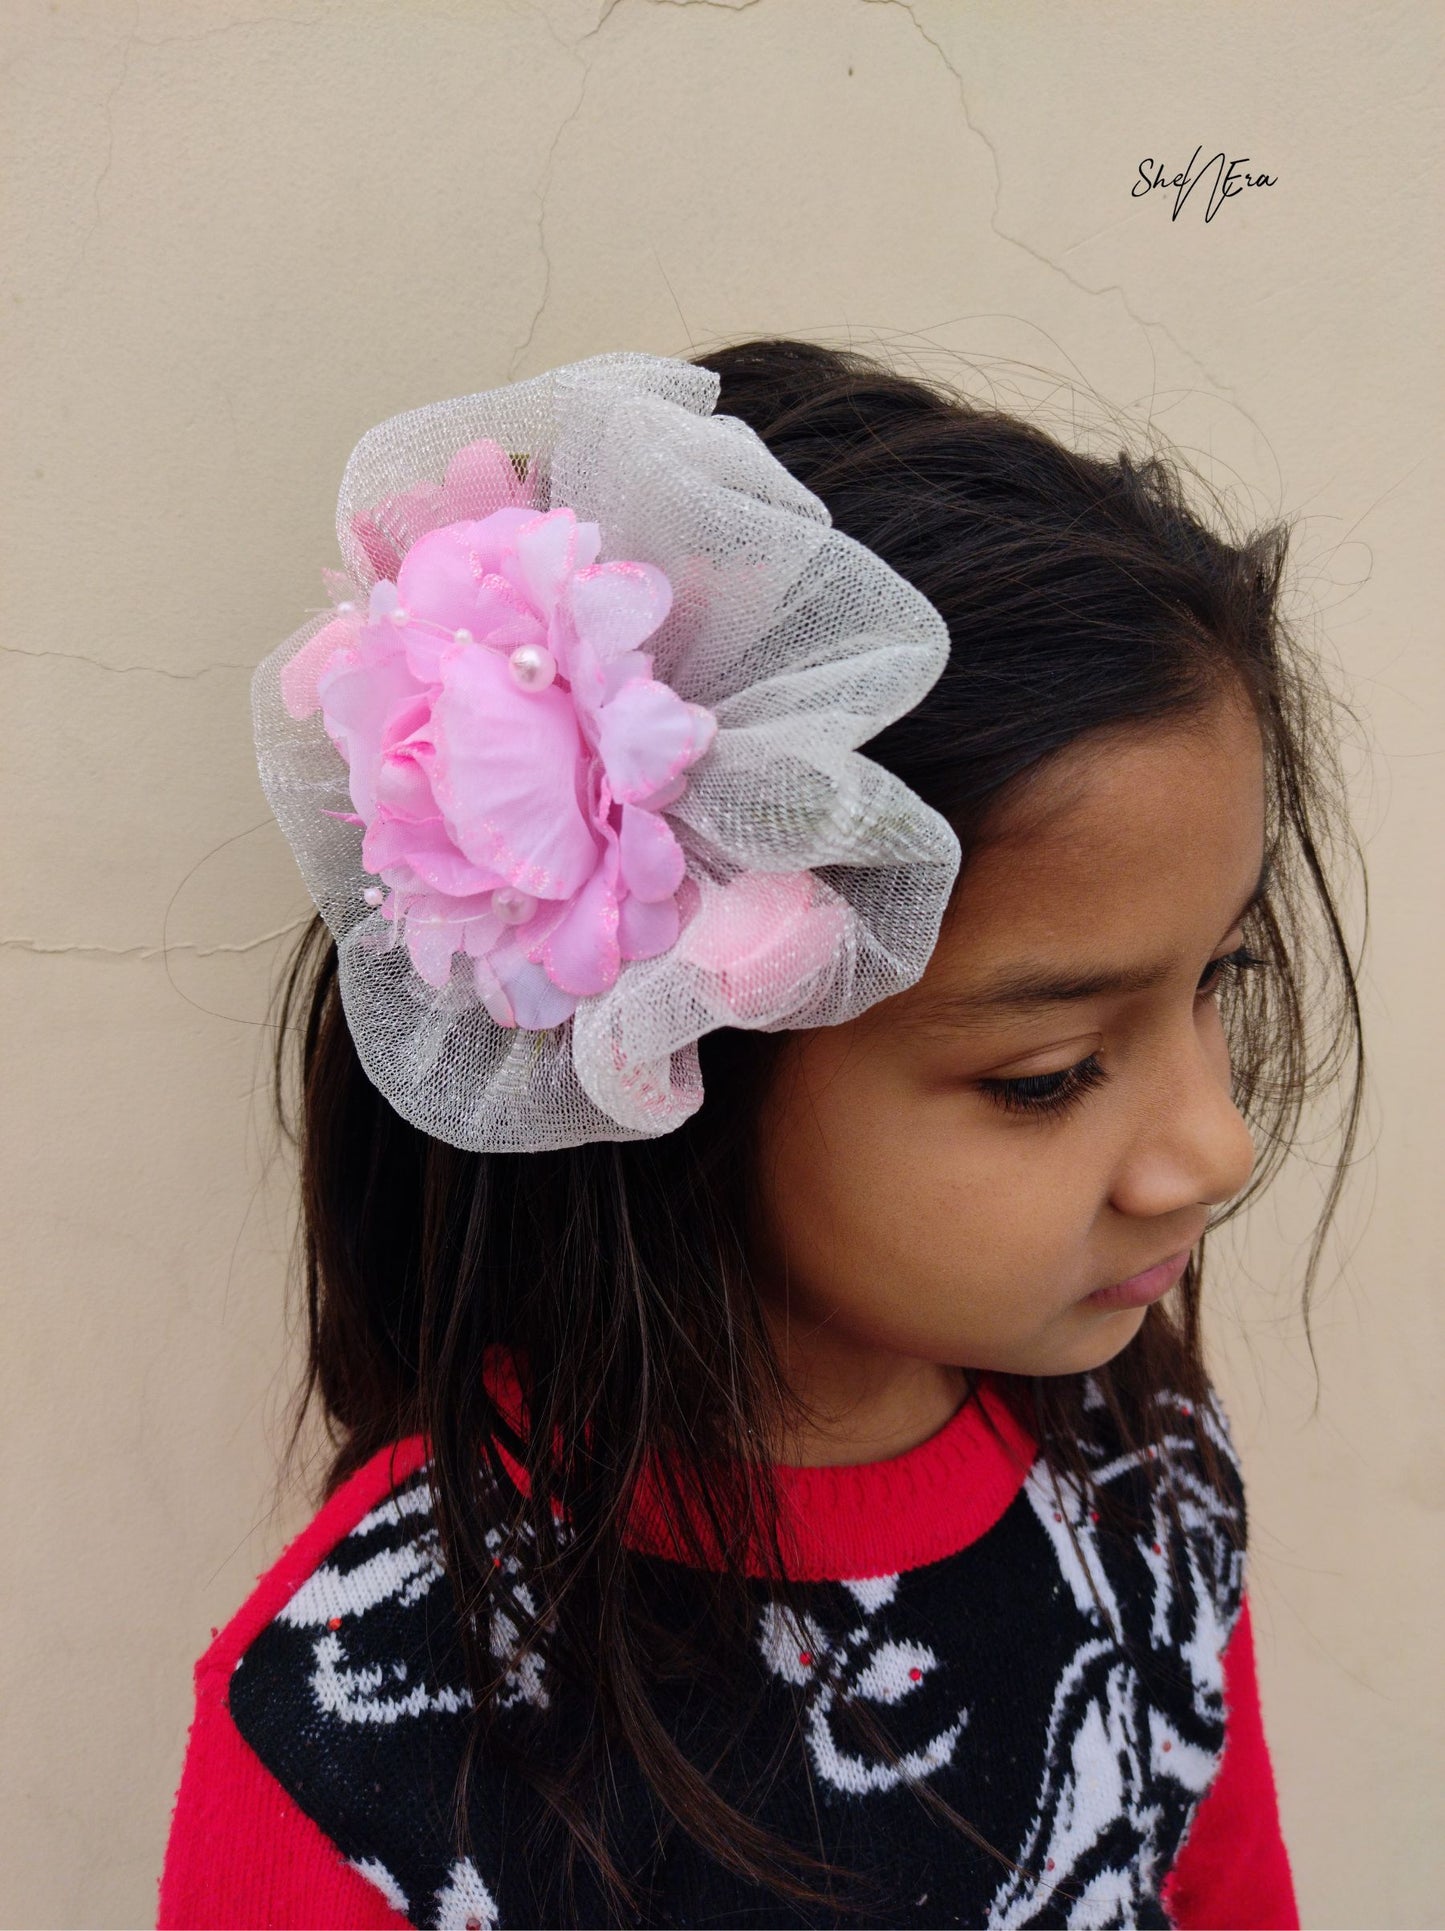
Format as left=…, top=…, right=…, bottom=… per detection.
left=1027, top=1302, right=1152, bottom=1377
left=960, top=1304, right=1151, bottom=1380
left=1068, top=1301, right=1151, bottom=1365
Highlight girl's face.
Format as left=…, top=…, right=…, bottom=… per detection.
left=749, top=686, right=1265, bottom=1458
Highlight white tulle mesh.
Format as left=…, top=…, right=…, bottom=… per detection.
left=252, top=352, right=962, bottom=1152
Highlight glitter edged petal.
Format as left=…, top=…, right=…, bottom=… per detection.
left=597, top=679, right=717, bottom=806
left=425, top=644, right=599, bottom=897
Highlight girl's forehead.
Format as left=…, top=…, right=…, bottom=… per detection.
left=914, top=701, right=1267, bottom=1001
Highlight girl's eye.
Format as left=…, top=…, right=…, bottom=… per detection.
left=978, top=1055, right=1106, bottom=1120
left=978, top=948, right=1269, bottom=1121
left=1196, top=943, right=1268, bottom=998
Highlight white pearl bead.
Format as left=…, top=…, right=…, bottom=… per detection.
left=363, top=886, right=385, bottom=907
left=389, top=605, right=410, bottom=626
left=491, top=885, right=537, bottom=926
left=508, top=642, right=557, bottom=691
left=453, top=627, right=474, bottom=645
left=336, top=600, right=356, bottom=618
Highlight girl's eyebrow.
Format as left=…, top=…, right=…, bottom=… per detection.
left=901, top=852, right=1274, bottom=1034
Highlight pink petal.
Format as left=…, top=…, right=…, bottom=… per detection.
left=317, top=645, right=428, bottom=822
left=349, top=479, right=449, bottom=582
left=400, top=630, right=452, bottom=684
left=567, top=560, right=673, bottom=664
left=387, top=883, right=499, bottom=924
left=596, top=678, right=718, bottom=805
left=404, top=913, right=465, bottom=990
left=315, top=636, right=415, bottom=736
left=373, top=752, right=434, bottom=821
left=281, top=616, right=355, bottom=720
left=425, top=643, right=599, bottom=898
left=362, top=814, right=507, bottom=897
left=459, top=911, right=506, bottom=957
left=516, top=893, right=576, bottom=962
left=349, top=511, right=404, bottom=584
left=555, top=627, right=606, bottom=733
left=676, top=872, right=811, bottom=973
left=618, top=891, right=680, bottom=961
left=617, top=803, right=686, bottom=902
left=368, top=578, right=401, bottom=621
left=379, top=480, right=445, bottom=550
left=397, top=521, right=549, bottom=638
left=321, top=567, right=362, bottom=603
left=488, top=943, right=580, bottom=1029
left=675, top=872, right=850, bottom=1021
left=438, top=440, right=537, bottom=520
left=472, top=609, right=549, bottom=654
left=600, top=650, right=653, bottom=705
left=368, top=859, right=429, bottom=897
left=504, top=508, right=597, bottom=619
left=463, top=506, right=552, bottom=567
left=383, top=693, right=432, bottom=746
left=540, top=860, right=621, bottom=997
left=472, top=951, right=517, bottom=1028
left=634, top=771, right=689, bottom=811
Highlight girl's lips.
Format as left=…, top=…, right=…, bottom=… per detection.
left=1084, top=1247, right=1191, bottom=1311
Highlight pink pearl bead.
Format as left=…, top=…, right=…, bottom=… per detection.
left=362, top=886, right=385, bottom=907
left=508, top=642, right=557, bottom=691
left=491, top=885, right=537, bottom=926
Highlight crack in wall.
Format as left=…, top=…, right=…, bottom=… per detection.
left=512, top=0, right=1242, bottom=415
left=507, top=12, right=598, bottom=378
left=2, top=921, right=309, bottom=963
left=56, top=1, right=329, bottom=301
left=58, top=14, right=136, bottom=302
left=510, top=0, right=767, bottom=377
left=859, top=0, right=1242, bottom=408
left=1, top=643, right=250, bottom=681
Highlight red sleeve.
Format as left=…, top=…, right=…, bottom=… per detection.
left=1161, top=1592, right=1300, bottom=1930
left=157, top=1438, right=430, bottom=1930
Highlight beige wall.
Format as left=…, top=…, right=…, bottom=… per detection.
left=3, top=2, right=1440, bottom=1924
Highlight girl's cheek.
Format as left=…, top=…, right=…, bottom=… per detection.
left=904, top=1112, right=1096, bottom=1269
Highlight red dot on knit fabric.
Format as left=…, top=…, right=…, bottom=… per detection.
left=1052, top=1511, right=1062, bottom=1523
left=1152, top=1542, right=1162, bottom=1554
left=1163, top=1739, right=1173, bottom=1751
left=1046, top=1858, right=1055, bottom=1871
left=909, top=1666, right=923, bottom=1681
left=466, top=1919, right=482, bottom=1930
left=327, top=1616, right=342, bottom=1630
left=1089, top=1510, right=1100, bottom=1524
left=1182, top=1404, right=1193, bottom=1416
left=492, top=1554, right=502, bottom=1566
left=799, top=1651, right=813, bottom=1668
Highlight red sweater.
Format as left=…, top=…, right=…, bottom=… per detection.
left=159, top=1355, right=1298, bottom=1929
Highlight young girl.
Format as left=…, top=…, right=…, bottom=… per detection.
left=158, top=339, right=1361, bottom=1929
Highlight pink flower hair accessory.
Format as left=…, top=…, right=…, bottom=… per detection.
left=253, top=353, right=962, bottom=1152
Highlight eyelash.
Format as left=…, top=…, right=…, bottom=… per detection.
left=977, top=945, right=1269, bottom=1120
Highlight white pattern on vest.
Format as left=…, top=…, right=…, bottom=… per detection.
left=756, top=1571, right=967, bottom=1795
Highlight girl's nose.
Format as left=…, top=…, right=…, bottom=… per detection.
left=1108, top=1018, right=1257, bottom=1223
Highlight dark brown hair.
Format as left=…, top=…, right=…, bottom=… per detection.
left=270, top=337, right=1365, bottom=1923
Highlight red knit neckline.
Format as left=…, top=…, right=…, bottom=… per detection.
left=481, top=1345, right=1038, bottom=1582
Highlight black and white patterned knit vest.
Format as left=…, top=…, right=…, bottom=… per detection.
left=228, top=1374, right=1246, bottom=1930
